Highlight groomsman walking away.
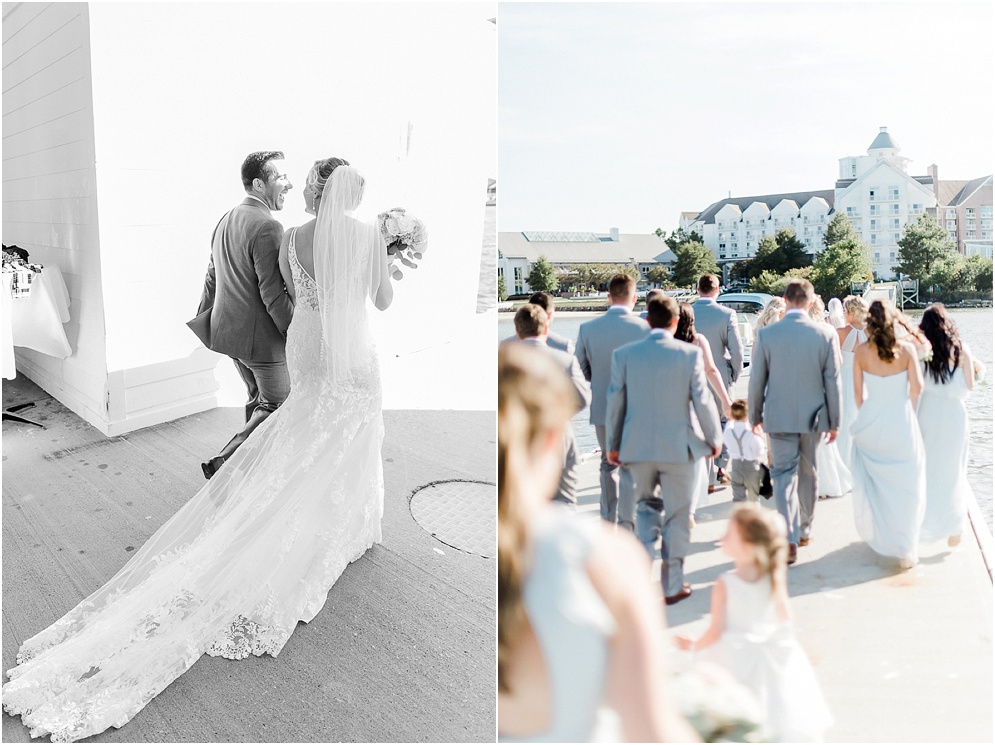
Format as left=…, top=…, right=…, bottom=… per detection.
left=527, top=292, right=574, bottom=354
left=575, top=274, right=649, bottom=526
left=605, top=294, right=722, bottom=604
left=514, top=303, right=591, bottom=506
left=748, top=279, right=842, bottom=564
left=693, top=274, right=743, bottom=490
left=188, top=151, right=295, bottom=479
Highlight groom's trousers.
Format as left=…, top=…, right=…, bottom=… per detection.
left=216, top=357, right=291, bottom=461
left=627, top=458, right=695, bottom=598
left=769, top=432, right=819, bottom=544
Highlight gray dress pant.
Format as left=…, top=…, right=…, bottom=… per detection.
left=769, top=432, right=820, bottom=544
left=730, top=458, right=764, bottom=503
left=627, top=458, right=696, bottom=597
left=595, top=424, right=620, bottom=523
left=219, top=357, right=291, bottom=461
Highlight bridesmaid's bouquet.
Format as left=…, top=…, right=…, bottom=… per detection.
left=378, top=208, right=428, bottom=280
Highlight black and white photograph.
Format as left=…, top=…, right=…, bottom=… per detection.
left=2, top=3, right=495, bottom=742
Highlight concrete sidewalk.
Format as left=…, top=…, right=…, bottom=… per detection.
left=2, top=378, right=496, bottom=743
left=569, top=449, right=993, bottom=742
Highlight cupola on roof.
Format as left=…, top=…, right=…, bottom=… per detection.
left=868, top=126, right=899, bottom=152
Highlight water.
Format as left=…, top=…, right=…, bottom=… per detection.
left=499, top=309, right=995, bottom=530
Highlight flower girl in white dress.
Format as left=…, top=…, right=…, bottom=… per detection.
left=676, top=504, right=832, bottom=742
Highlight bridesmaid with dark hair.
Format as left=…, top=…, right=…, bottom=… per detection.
left=917, top=304, right=980, bottom=546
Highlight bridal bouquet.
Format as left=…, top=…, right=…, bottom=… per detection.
left=378, top=208, right=428, bottom=280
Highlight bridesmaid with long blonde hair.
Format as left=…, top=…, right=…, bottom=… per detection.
left=498, top=343, right=696, bottom=742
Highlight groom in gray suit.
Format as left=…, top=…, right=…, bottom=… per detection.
left=693, top=273, right=743, bottom=488
left=748, top=279, right=841, bottom=563
left=514, top=303, right=591, bottom=506
left=189, top=151, right=295, bottom=479
left=575, top=274, right=649, bottom=526
left=605, top=294, right=721, bottom=604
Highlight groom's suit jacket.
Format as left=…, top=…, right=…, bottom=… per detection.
left=189, top=197, right=294, bottom=362
left=575, top=306, right=650, bottom=426
left=748, top=311, right=842, bottom=434
left=605, top=330, right=721, bottom=464
left=693, top=297, right=744, bottom=389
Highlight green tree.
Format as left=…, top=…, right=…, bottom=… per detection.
left=739, top=229, right=811, bottom=280
left=656, top=227, right=704, bottom=252
left=811, top=237, right=873, bottom=300
left=671, top=241, right=719, bottom=288
left=526, top=255, right=557, bottom=293
left=749, top=266, right=813, bottom=295
left=822, top=212, right=859, bottom=249
left=497, top=274, right=507, bottom=302
left=964, top=254, right=994, bottom=292
left=894, top=213, right=957, bottom=281
left=645, top=264, right=672, bottom=287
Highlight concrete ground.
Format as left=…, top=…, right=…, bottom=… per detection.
left=2, top=377, right=495, bottom=743
left=569, top=403, right=993, bottom=742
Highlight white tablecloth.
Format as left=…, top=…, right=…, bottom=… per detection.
left=2, top=265, right=72, bottom=379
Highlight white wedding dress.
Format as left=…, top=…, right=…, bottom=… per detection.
left=3, top=170, right=386, bottom=742
left=849, top=371, right=926, bottom=564
left=836, top=326, right=866, bottom=469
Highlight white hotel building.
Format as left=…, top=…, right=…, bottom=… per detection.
left=682, top=129, right=993, bottom=279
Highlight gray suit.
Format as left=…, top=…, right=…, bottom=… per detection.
left=574, top=306, right=650, bottom=523
left=501, top=329, right=574, bottom=355
left=189, top=197, right=294, bottom=462
left=606, top=330, right=721, bottom=596
left=693, top=296, right=744, bottom=480
left=748, top=311, right=842, bottom=544
left=520, top=338, right=591, bottom=506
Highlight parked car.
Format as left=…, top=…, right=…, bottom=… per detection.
left=715, top=292, right=775, bottom=367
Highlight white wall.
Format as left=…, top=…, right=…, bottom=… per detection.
left=2, top=2, right=110, bottom=426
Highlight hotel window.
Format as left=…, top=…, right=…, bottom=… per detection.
left=966, top=208, right=975, bottom=218
left=981, top=206, right=992, bottom=217
left=732, top=243, right=738, bottom=248
left=911, top=203, right=923, bottom=214
left=773, top=218, right=780, bottom=226
left=890, top=204, right=900, bottom=215
left=873, top=252, right=880, bottom=263
left=746, top=231, right=752, bottom=238
left=870, top=219, right=879, bottom=230
left=889, top=187, right=900, bottom=200
left=889, top=252, right=896, bottom=262
left=871, top=234, right=878, bottom=245
left=967, top=220, right=976, bottom=229
left=946, top=208, right=956, bottom=219
left=946, top=221, right=956, bottom=229
left=846, top=206, right=857, bottom=217
left=966, top=231, right=976, bottom=239
left=982, top=231, right=991, bottom=239
left=719, top=243, right=726, bottom=249
left=890, top=219, right=900, bottom=230
left=982, top=219, right=992, bottom=229
left=869, top=189, right=877, bottom=202
left=893, top=233, right=901, bottom=242
left=513, top=267, right=523, bottom=293
left=948, top=231, right=957, bottom=240
left=870, top=205, right=881, bottom=216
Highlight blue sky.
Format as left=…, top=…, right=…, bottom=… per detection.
left=499, top=2, right=994, bottom=234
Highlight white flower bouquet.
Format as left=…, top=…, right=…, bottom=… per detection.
left=378, top=208, right=428, bottom=280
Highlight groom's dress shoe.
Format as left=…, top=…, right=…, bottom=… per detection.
left=201, top=456, right=225, bottom=480
left=664, top=583, right=692, bottom=605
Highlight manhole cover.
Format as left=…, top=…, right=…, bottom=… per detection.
left=410, top=480, right=495, bottom=558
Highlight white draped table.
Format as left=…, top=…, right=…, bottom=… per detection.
left=2, top=264, right=72, bottom=380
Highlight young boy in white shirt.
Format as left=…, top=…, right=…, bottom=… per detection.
left=722, top=399, right=767, bottom=503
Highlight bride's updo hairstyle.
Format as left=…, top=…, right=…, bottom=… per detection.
left=843, top=295, right=868, bottom=324
left=498, top=343, right=577, bottom=694
left=865, top=299, right=899, bottom=362
left=730, top=503, right=789, bottom=598
left=919, top=303, right=962, bottom=384
left=307, top=157, right=351, bottom=205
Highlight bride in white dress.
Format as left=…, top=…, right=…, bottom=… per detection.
left=835, top=295, right=868, bottom=469
left=849, top=299, right=926, bottom=570
left=809, top=297, right=851, bottom=499
left=2, top=162, right=394, bottom=742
